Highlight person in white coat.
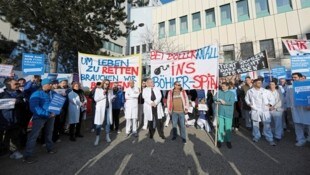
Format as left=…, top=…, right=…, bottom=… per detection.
left=125, top=80, right=140, bottom=137
left=142, top=78, right=165, bottom=139
left=93, top=80, right=115, bottom=146
left=287, top=73, right=310, bottom=146
left=67, top=82, right=87, bottom=141
left=245, top=79, right=276, bottom=146
left=268, top=80, right=284, bottom=140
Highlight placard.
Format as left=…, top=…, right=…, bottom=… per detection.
left=293, top=80, right=310, bottom=106
left=22, top=53, right=45, bottom=75
left=48, top=94, right=66, bottom=115
left=0, top=99, right=16, bottom=109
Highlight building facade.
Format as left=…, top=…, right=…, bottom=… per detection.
left=151, top=0, right=310, bottom=68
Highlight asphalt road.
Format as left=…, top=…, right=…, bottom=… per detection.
left=0, top=116, right=309, bottom=175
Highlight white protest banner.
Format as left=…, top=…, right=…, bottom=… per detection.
left=198, top=104, right=208, bottom=111
left=78, top=53, right=142, bottom=90
left=0, top=64, right=13, bottom=77
left=0, top=99, right=16, bottom=109
left=150, top=45, right=219, bottom=90
left=282, top=39, right=310, bottom=56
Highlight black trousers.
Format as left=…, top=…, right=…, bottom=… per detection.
left=148, top=107, right=164, bottom=137
left=1, top=127, right=21, bottom=152
left=111, top=109, right=120, bottom=131
left=52, top=115, right=61, bottom=142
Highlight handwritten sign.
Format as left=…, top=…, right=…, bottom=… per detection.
left=22, top=53, right=45, bottom=75
left=48, top=94, right=66, bottom=115
left=219, top=51, right=268, bottom=77
left=0, top=99, right=16, bottom=109
left=293, top=80, right=310, bottom=106
left=272, top=66, right=287, bottom=79
left=282, top=39, right=310, bottom=56
left=291, top=55, right=310, bottom=79
left=0, top=64, right=13, bottom=77
left=150, top=45, right=219, bottom=90
left=78, top=53, right=142, bottom=90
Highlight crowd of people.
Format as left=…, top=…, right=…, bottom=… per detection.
left=0, top=72, right=309, bottom=164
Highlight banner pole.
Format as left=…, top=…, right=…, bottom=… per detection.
left=214, top=43, right=220, bottom=147
left=265, top=50, right=272, bottom=82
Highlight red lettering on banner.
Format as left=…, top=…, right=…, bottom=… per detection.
left=110, top=81, right=130, bottom=89
left=150, top=51, right=164, bottom=60
left=166, top=50, right=197, bottom=60
left=192, top=74, right=217, bottom=89
left=286, top=40, right=308, bottom=51
left=102, top=67, right=139, bottom=76
left=90, top=82, right=97, bottom=90
left=172, top=62, right=196, bottom=76
left=185, top=62, right=195, bottom=74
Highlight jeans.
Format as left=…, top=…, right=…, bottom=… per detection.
left=270, top=110, right=283, bottom=139
left=294, top=123, right=310, bottom=143
left=24, top=117, right=55, bottom=157
left=96, top=109, right=111, bottom=135
left=242, top=109, right=252, bottom=128
left=252, top=121, right=273, bottom=142
left=172, top=112, right=187, bottom=140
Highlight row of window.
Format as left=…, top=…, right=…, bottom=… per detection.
left=159, top=0, right=310, bottom=38
left=103, top=41, right=123, bottom=54
left=223, top=33, right=310, bottom=62
left=131, top=43, right=152, bottom=54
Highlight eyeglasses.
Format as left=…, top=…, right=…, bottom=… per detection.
left=105, top=83, right=110, bottom=85
left=175, top=84, right=181, bottom=86
left=14, top=83, right=20, bottom=85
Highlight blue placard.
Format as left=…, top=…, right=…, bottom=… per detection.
left=293, top=80, right=310, bottom=106
left=272, top=66, right=287, bottom=79
left=286, top=70, right=292, bottom=80
left=48, top=94, right=66, bottom=115
left=264, top=72, right=272, bottom=83
left=22, top=53, right=45, bottom=75
left=291, top=55, right=310, bottom=79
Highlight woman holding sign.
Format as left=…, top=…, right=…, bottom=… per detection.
left=67, top=82, right=87, bottom=142
left=214, top=82, right=235, bottom=149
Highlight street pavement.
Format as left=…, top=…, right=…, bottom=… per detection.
left=0, top=116, right=309, bottom=175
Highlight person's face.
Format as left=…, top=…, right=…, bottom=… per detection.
left=174, top=82, right=181, bottom=90
left=129, top=81, right=134, bottom=88
left=52, top=83, right=58, bottom=89
left=43, top=83, right=52, bottom=91
left=269, top=82, right=276, bottom=90
left=34, top=76, right=41, bottom=83
left=18, top=80, right=25, bottom=86
left=10, top=80, right=19, bottom=90
left=255, top=81, right=262, bottom=88
left=221, top=84, right=228, bottom=91
left=245, top=78, right=252, bottom=85
left=113, top=84, right=118, bottom=91
left=73, top=84, right=79, bottom=90
left=142, top=82, right=146, bottom=88
left=280, top=79, right=286, bottom=85
left=59, top=81, right=68, bottom=88
left=292, top=75, right=300, bottom=81
left=103, top=81, right=110, bottom=89
left=146, top=80, right=153, bottom=87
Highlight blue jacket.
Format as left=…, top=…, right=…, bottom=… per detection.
left=112, top=90, right=125, bottom=109
left=29, top=89, right=56, bottom=119
left=24, top=81, right=41, bottom=101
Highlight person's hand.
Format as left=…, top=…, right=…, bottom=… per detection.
left=185, top=109, right=188, bottom=114
left=220, top=99, right=226, bottom=104
left=269, top=106, right=275, bottom=111
left=50, top=113, right=56, bottom=118
left=151, top=102, right=156, bottom=107
left=120, top=107, right=124, bottom=111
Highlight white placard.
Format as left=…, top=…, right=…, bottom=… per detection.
left=198, top=104, right=208, bottom=111
left=0, top=99, right=16, bottom=109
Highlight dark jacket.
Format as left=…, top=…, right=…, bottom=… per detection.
left=112, top=90, right=125, bottom=109
left=0, top=89, right=27, bottom=130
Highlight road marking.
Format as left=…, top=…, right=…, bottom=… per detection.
left=150, top=149, right=155, bottom=156
left=114, top=154, right=133, bottom=175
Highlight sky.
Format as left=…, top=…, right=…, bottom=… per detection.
left=160, top=0, right=174, bottom=4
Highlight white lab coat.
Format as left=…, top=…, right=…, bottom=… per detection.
left=245, top=87, right=275, bottom=122
left=142, top=87, right=164, bottom=121
left=94, top=88, right=115, bottom=125
left=125, top=87, right=140, bottom=119
left=286, top=85, right=310, bottom=125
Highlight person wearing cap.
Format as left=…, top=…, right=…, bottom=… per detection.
left=23, top=78, right=57, bottom=164
left=23, top=75, right=42, bottom=101
left=245, top=78, right=276, bottom=146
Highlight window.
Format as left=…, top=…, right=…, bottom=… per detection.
left=282, top=35, right=297, bottom=55
left=260, top=39, right=275, bottom=58
left=255, top=0, right=269, bottom=18
left=180, top=16, right=188, bottom=34
left=237, top=0, right=250, bottom=22
left=158, top=22, right=165, bottom=39
left=240, top=42, right=254, bottom=59
left=169, top=19, right=176, bottom=36
left=220, top=4, right=232, bottom=25
left=306, top=33, right=310, bottom=40
left=205, top=8, right=216, bottom=29
left=103, top=41, right=122, bottom=54
left=114, top=45, right=123, bottom=54
left=301, top=0, right=310, bottom=8
left=192, top=12, right=201, bottom=31
left=276, top=0, right=292, bottom=13
left=148, top=43, right=153, bottom=50
left=131, top=47, right=135, bottom=54
left=136, top=45, right=140, bottom=54
left=142, top=44, right=147, bottom=53
left=223, top=45, right=235, bottom=62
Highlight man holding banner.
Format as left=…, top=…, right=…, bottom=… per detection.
left=286, top=73, right=310, bottom=147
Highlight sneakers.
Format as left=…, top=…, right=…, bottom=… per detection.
left=47, top=149, right=57, bottom=154
left=106, top=134, right=111, bottom=143
left=171, top=136, right=176, bottom=141
left=133, top=133, right=138, bottom=137
left=226, top=142, right=232, bottom=149
left=91, top=129, right=95, bottom=133
left=142, top=126, right=147, bottom=130
left=117, top=130, right=121, bottom=134
left=253, top=138, right=259, bottom=143
left=269, top=141, right=276, bottom=146
left=76, top=134, right=84, bottom=138
left=94, top=136, right=100, bottom=146
left=182, top=139, right=187, bottom=144
left=56, top=139, right=62, bottom=143
left=10, top=151, right=23, bottom=160
left=23, top=156, right=37, bottom=164
left=217, top=142, right=222, bottom=148
left=295, top=141, right=306, bottom=147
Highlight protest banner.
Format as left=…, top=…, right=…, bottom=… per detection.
left=22, top=53, right=45, bottom=75
left=293, top=80, right=310, bottom=106
left=48, top=94, right=66, bottom=115
left=0, top=99, right=16, bottom=109
left=218, top=51, right=268, bottom=77
left=291, top=55, right=310, bottom=79
left=150, top=45, right=219, bottom=90
left=282, top=39, right=310, bottom=56
left=272, top=66, right=287, bottom=79
left=78, top=53, right=142, bottom=90
left=0, top=64, right=13, bottom=77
